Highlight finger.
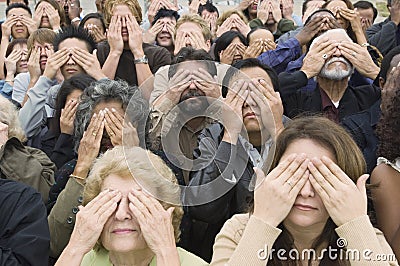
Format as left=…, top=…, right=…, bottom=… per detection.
left=309, top=173, right=330, bottom=201
left=276, top=154, right=307, bottom=184
left=104, top=117, right=116, bottom=137
left=104, top=108, right=123, bottom=130
left=288, top=169, right=309, bottom=197
left=267, top=153, right=298, bottom=179
left=307, top=160, right=337, bottom=195
left=320, top=156, right=355, bottom=185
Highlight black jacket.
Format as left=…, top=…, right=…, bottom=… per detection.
left=0, top=179, right=50, bottom=266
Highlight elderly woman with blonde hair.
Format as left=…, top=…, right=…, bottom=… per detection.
left=55, top=146, right=207, bottom=266
left=0, top=95, right=55, bottom=201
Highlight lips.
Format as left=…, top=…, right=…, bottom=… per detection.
left=112, top=228, right=136, bottom=234
left=294, top=204, right=317, bottom=211
left=244, top=112, right=256, bottom=118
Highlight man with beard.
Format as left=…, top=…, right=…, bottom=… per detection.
left=281, top=28, right=381, bottom=123
left=148, top=47, right=220, bottom=185
left=143, top=9, right=179, bottom=56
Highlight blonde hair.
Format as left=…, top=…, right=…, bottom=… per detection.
left=103, top=0, right=142, bottom=27
left=0, top=96, right=26, bottom=142
left=175, top=14, right=212, bottom=41
left=83, top=146, right=184, bottom=249
left=27, top=28, right=56, bottom=58
left=216, top=9, right=248, bottom=27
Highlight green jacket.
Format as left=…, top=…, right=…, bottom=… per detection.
left=249, top=18, right=296, bottom=40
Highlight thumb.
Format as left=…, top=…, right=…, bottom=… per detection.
left=93, top=49, right=97, bottom=57
left=356, top=174, right=369, bottom=193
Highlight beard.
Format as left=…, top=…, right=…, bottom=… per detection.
left=319, top=57, right=354, bottom=81
left=178, top=89, right=209, bottom=116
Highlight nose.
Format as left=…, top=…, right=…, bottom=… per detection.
left=122, top=18, right=127, bottom=28
left=66, top=55, right=75, bottom=65
left=114, top=197, right=132, bottom=221
left=299, top=179, right=315, bottom=198
left=40, top=47, right=47, bottom=57
left=332, top=45, right=342, bottom=57
left=162, top=23, right=168, bottom=32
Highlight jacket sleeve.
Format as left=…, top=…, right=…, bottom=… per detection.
left=366, top=21, right=397, bottom=56
left=48, top=178, right=84, bottom=259
left=186, top=126, right=247, bottom=223
left=11, top=73, right=29, bottom=104
left=50, top=133, right=75, bottom=169
left=18, top=76, right=55, bottom=138
left=0, top=185, right=50, bottom=266
left=278, top=70, right=309, bottom=99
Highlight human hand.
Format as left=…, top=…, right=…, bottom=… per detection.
left=143, top=20, right=163, bottom=44
left=33, top=6, right=44, bottom=28
left=295, top=16, right=327, bottom=46
left=103, top=107, right=127, bottom=147
left=281, top=0, right=294, bottom=20
left=0, top=122, right=8, bottom=147
left=128, top=188, right=177, bottom=256
left=189, top=0, right=201, bottom=14
left=239, top=0, right=253, bottom=11
left=253, top=154, right=309, bottom=227
left=233, top=17, right=251, bottom=36
left=389, top=0, right=400, bottom=25
left=220, top=42, right=237, bottom=65
left=68, top=189, right=121, bottom=255
left=1, top=16, right=18, bottom=39
left=244, top=39, right=264, bottom=59
left=271, top=0, right=282, bottom=23
left=257, top=0, right=269, bottom=24
left=27, top=47, right=42, bottom=80
left=192, top=68, right=221, bottom=99
left=44, top=5, right=61, bottom=30
left=86, top=24, right=107, bottom=43
left=359, top=15, right=372, bottom=32
left=71, top=48, right=106, bottom=80
left=216, top=18, right=233, bottom=38
left=302, top=1, right=323, bottom=23
left=300, top=38, right=336, bottom=79
left=338, top=8, right=362, bottom=31
left=263, top=39, right=277, bottom=51
left=173, top=30, right=186, bottom=55
left=148, top=0, right=162, bottom=24
left=43, top=48, right=69, bottom=80
left=107, top=15, right=124, bottom=56
left=60, top=99, right=79, bottom=135
left=308, top=156, right=369, bottom=226
left=125, top=14, right=144, bottom=57
left=160, top=68, right=193, bottom=105
left=188, top=31, right=209, bottom=51
left=248, top=78, right=283, bottom=138
left=66, top=0, right=80, bottom=21
left=222, top=80, right=249, bottom=143
left=337, top=41, right=380, bottom=79
left=5, top=49, right=22, bottom=76
left=19, top=16, right=38, bottom=35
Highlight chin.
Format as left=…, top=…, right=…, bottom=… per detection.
left=285, top=209, right=328, bottom=229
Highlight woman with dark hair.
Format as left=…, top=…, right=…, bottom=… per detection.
left=33, top=0, right=66, bottom=31
left=214, top=31, right=247, bottom=65
left=41, top=74, right=96, bottom=169
left=211, top=116, right=396, bottom=265
left=79, top=13, right=106, bottom=43
left=371, top=65, right=400, bottom=260
left=244, top=27, right=276, bottom=59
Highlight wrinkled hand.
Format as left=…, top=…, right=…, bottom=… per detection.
left=158, top=68, right=192, bottom=105
left=337, top=41, right=380, bottom=79
left=244, top=40, right=264, bottom=59
left=68, top=189, right=121, bottom=254
left=103, top=108, right=125, bottom=146
left=0, top=122, right=8, bottom=147
left=233, top=17, right=251, bottom=36
left=295, top=16, right=328, bottom=46
left=253, top=154, right=309, bottom=227
left=60, top=99, right=79, bottom=135
left=192, top=68, right=221, bottom=99
left=339, top=8, right=362, bottom=31
left=308, top=156, right=369, bottom=226
left=71, top=48, right=106, bottom=80
left=128, top=188, right=176, bottom=256
left=220, top=42, right=237, bottom=64
left=107, top=15, right=124, bottom=56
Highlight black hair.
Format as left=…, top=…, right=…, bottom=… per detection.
left=6, top=0, right=29, bottom=6
left=374, top=45, right=400, bottom=86
left=222, top=58, right=279, bottom=97
left=79, top=12, right=106, bottom=33
left=198, top=2, right=219, bottom=17
left=168, top=47, right=217, bottom=79
left=353, top=0, right=378, bottom=22
left=214, top=31, right=247, bottom=62
left=5, top=3, right=32, bottom=16
left=152, top=8, right=180, bottom=26
left=303, top=8, right=334, bottom=25
left=53, top=26, right=97, bottom=53
left=246, top=26, right=270, bottom=44
left=51, top=74, right=96, bottom=136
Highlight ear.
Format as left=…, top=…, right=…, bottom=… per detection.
left=379, top=77, right=385, bottom=88
left=206, top=39, right=211, bottom=51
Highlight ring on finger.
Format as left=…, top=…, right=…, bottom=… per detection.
left=286, top=180, right=293, bottom=188
left=92, top=132, right=97, bottom=137
left=352, top=52, right=356, bottom=57
left=322, top=54, right=328, bottom=59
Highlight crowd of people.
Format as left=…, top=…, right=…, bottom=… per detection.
left=0, top=0, right=399, bottom=264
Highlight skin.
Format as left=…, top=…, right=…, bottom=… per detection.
left=58, top=38, right=87, bottom=80
left=15, top=43, right=28, bottom=74
left=33, top=41, right=53, bottom=72
left=325, top=0, right=350, bottom=30
left=356, top=7, right=374, bottom=27
left=248, top=28, right=274, bottom=45
left=84, top=18, right=105, bottom=33
left=155, top=17, right=176, bottom=47
left=7, top=7, right=30, bottom=39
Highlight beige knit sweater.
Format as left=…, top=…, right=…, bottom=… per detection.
left=211, top=214, right=398, bottom=266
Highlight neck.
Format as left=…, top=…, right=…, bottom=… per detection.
left=248, top=131, right=262, bottom=147
left=266, top=23, right=278, bottom=34
left=317, top=77, right=348, bottom=102
left=283, top=220, right=327, bottom=251
left=124, top=42, right=130, bottom=50
left=109, top=249, right=154, bottom=266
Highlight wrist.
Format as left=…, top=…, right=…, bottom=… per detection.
left=222, top=129, right=240, bottom=145
left=155, top=248, right=179, bottom=265
left=132, top=49, right=145, bottom=58
left=109, top=49, right=122, bottom=57
left=73, top=164, right=90, bottom=179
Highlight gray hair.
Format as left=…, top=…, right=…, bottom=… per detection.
left=73, top=79, right=149, bottom=153
left=0, top=95, right=26, bottom=142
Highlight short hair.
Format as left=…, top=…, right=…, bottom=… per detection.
left=216, top=9, right=248, bottom=27
left=35, top=0, right=66, bottom=27
left=198, top=2, right=219, bottom=17
left=27, top=28, right=56, bottom=58
left=214, top=31, right=247, bottom=62
left=7, top=0, right=29, bottom=6
left=53, top=26, right=97, bottom=53
left=5, top=3, right=32, bottom=16
left=74, top=79, right=149, bottom=153
left=353, top=0, right=378, bottom=22
left=83, top=146, right=184, bottom=250
left=175, top=14, right=212, bottom=41
left=0, top=95, right=26, bottom=142
left=303, top=8, right=335, bottom=26
left=4, top=38, right=27, bottom=77
left=168, top=47, right=217, bottom=79
left=79, top=12, right=106, bottom=33
left=152, top=8, right=180, bottom=26
left=103, top=0, right=142, bottom=27
left=52, top=74, right=96, bottom=136
left=222, top=58, right=279, bottom=97
left=374, top=46, right=400, bottom=86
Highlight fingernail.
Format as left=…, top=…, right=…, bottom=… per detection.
left=111, top=108, right=116, bottom=112
left=93, top=113, right=97, bottom=117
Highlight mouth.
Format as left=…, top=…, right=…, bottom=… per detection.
left=158, top=33, right=171, bottom=40
left=244, top=112, right=256, bottom=119
left=294, top=204, right=317, bottom=211
left=15, top=28, right=25, bottom=33
left=112, top=228, right=137, bottom=235
left=66, top=68, right=78, bottom=74
left=19, top=63, right=28, bottom=68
